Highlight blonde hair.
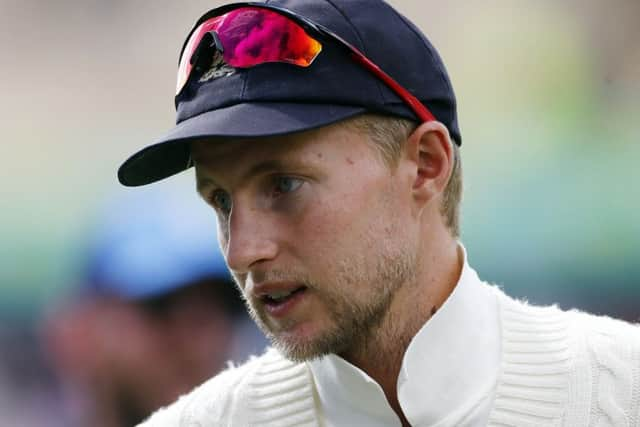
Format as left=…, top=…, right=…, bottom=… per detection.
left=346, top=114, right=463, bottom=238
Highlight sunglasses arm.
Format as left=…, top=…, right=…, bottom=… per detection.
left=348, top=50, right=435, bottom=123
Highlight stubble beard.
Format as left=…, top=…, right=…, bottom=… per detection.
left=234, top=243, right=416, bottom=363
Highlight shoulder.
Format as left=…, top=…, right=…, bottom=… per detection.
left=137, top=347, right=316, bottom=427
left=493, top=285, right=640, bottom=345
left=492, top=286, right=640, bottom=389
left=563, top=307, right=640, bottom=425
left=563, top=306, right=640, bottom=374
left=566, top=306, right=640, bottom=340
left=137, top=349, right=273, bottom=427
left=491, top=287, right=640, bottom=425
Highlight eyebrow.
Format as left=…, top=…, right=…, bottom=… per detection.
left=196, top=159, right=293, bottom=195
left=241, top=159, right=290, bottom=182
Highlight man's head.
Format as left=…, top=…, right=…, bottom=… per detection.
left=117, top=0, right=463, bottom=360
left=191, top=113, right=456, bottom=360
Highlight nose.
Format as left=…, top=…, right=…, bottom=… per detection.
left=224, top=203, right=279, bottom=274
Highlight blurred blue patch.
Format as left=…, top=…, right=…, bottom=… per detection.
left=83, top=182, right=229, bottom=300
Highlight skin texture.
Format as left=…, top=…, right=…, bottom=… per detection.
left=191, top=118, right=460, bottom=425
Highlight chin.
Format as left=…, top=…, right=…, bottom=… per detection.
left=268, top=322, right=349, bottom=362
left=272, top=338, right=331, bottom=362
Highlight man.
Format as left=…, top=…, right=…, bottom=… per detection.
left=43, top=185, right=263, bottom=427
left=118, top=0, right=640, bottom=425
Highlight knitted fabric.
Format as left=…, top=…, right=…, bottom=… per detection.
left=139, top=286, right=640, bottom=427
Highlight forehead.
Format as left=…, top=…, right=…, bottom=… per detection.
left=190, top=133, right=302, bottom=166
left=190, top=120, right=371, bottom=170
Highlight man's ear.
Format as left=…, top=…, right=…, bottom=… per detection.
left=405, top=121, right=454, bottom=207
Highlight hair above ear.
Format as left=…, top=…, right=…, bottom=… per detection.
left=345, top=114, right=463, bottom=237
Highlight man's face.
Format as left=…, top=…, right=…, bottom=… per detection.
left=192, top=121, right=418, bottom=361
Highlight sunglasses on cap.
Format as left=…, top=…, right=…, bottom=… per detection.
left=176, top=2, right=436, bottom=123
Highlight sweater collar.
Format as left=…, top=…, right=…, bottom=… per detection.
left=308, top=244, right=501, bottom=426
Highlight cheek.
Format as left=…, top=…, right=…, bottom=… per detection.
left=293, top=180, right=388, bottom=260
left=300, top=192, right=358, bottom=242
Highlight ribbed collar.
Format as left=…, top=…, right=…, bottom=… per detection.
left=308, top=245, right=501, bottom=426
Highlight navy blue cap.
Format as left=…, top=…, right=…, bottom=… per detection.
left=84, top=180, right=232, bottom=300
left=118, top=0, right=460, bottom=187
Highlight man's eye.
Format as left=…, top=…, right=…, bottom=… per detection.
left=273, top=176, right=303, bottom=195
left=210, top=190, right=232, bottom=213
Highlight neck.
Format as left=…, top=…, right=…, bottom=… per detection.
left=341, top=237, right=462, bottom=421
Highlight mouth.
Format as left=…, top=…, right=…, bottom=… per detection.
left=259, top=285, right=308, bottom=318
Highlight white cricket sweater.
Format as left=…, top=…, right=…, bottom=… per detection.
left=140, top=284, right=640, bottom=426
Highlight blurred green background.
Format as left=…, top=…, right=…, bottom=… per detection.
left=0, top=0, right=638, bottom=423
left=2, top=0, right=637, bottom=317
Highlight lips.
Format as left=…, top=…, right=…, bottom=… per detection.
left=254, top=282, right=308, bottom=318
left=262, top=287, right=305, bottom=303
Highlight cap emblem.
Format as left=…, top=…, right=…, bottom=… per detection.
left=199, top=50, right=236, bottom=83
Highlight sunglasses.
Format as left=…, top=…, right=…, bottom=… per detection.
left=176, top=2, right=435, bottom=123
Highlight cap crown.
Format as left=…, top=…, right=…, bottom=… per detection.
left=117, top=0, right=460, bottom=187
left=176, top=0, right=460, bottom=142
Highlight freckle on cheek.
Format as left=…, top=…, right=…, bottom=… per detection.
left=346, top=157, right=355, bottom=165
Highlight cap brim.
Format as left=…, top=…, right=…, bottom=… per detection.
left=118, top=102, right=367, bottom=186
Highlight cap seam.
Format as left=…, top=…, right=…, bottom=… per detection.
left=322, top=0, right=387, bottom=104
left=394, top=11, right=451, bottom=94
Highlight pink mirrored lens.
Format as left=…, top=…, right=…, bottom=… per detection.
left=176, top=7, right=322, bottom=94
left=216, top=8, right=322, bottom=68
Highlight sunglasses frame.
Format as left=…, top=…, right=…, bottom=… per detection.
left=177, top=2, right=436, bottom=123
